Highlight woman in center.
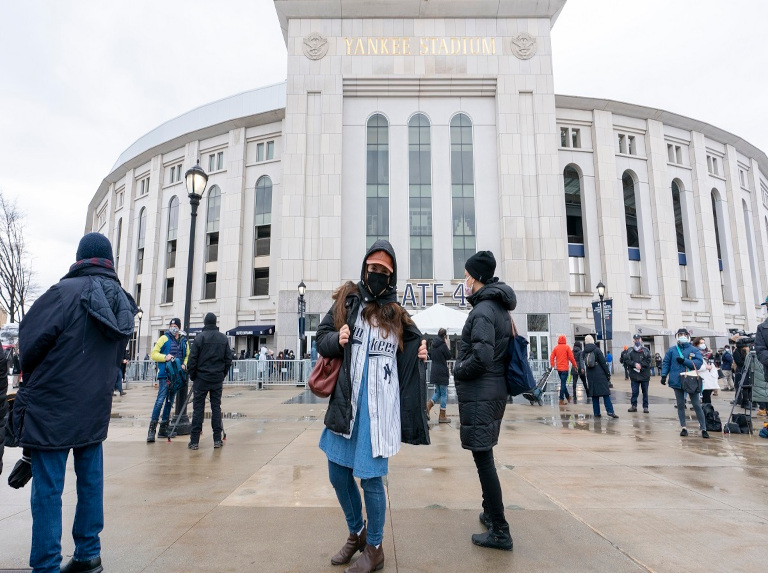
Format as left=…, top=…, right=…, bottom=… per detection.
left=317, top=240, right=430, bottom=573
left=454, top=250, right=516, bottom=551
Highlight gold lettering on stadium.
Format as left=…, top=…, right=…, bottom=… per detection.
left=344, top=37, right=496, bottom=56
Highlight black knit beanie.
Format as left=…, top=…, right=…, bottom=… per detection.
left=204, top=312, right=217, bottom=326
left=465, top=251, right=496, bottom=283
left=76, top=232, right=114, bottom=263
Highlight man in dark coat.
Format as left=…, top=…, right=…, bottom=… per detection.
left=623, top=334, right=652, bottom=413
left=454, top=251, right=516, bottom=551
left=580, top=335, right=617, bottom=419
left=12, top=232, right=137, bottom=573
left=186, top=312, right=233, bottom=450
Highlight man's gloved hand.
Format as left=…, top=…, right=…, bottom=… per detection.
left=676, top=356, right=685, bottom=365
left=8, top=454, right=32, bottom=489
left=660, top=376, right=667, bottom=385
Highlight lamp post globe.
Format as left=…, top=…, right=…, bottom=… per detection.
left=596, top=281, right=606, bottom=300
left=185, top=160, right=208, bottom=200
left=135, top=307, right=143, bottom=362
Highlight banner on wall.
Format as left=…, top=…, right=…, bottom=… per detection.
left=592, top=298, right=613, bottom=340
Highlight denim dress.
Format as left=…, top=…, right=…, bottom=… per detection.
left=319, top=331, right=389, bottom=479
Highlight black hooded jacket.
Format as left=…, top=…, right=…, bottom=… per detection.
left=316, top=239, right=430, bottom=446
left=454, top=278, right=516, bottom=451
left=13, top=264, right=137, bottom=449
left=429, top=336, right=451, bottom=386
left=188, top=324, right=233, bottom=388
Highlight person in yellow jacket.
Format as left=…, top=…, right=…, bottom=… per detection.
left=146, top=318, right=189, bottom=442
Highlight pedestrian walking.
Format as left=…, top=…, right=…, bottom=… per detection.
left=11, top=232, right=137, bottom=573
left=752, top=296, right=768, bottom=415
left=146, top=318, right=189, bottom=443
left=623, top=334, right=651, bottom=413
left=660, top=328, right=708, bottom=438
left=571, top=341, right=585, bottom=404
left=454, top=250, right=516, bottom=551
left=606, top=351, right=613, bottom=374
left=654, top=352, right=662, bottom=378
left=580, top=335, right=618, bottom=419
left=186, top=313, right=233, bottom=450
left=550, top=335, right=577, bottom=405
left=720, top=346, right=734, bottom=390
left=426, top=328, right=451, bottom=423
left=694, top=338, right=719, bottom=405
left=0, top=341, right=8, bottom=475
left=317, top=240, right=429, bottom=573
left=620, top=345, right=630, bottom=380
left=115, top=345, right=129, bottom=396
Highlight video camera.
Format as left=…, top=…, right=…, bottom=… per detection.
left=728, top=328, right=755, bottom=348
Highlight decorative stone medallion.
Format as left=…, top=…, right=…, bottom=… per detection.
left=302, top=32, right=329, bottom=60
left=510, top=32, right=537, bottom=60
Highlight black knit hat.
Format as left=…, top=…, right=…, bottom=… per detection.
left=76, top=232, right=114, bottom=263
left=169, top=318, right=182, bottom=328
left=465, top=251, right=496, bottom=283
left=204, top=312, right=217, bottom=326
left=676, top=327, right=689, bottom=336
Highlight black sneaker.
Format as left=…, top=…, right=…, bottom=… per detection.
left=702, top=430, right=710, bottom=439
left=680, top=428, right=688, bottom=437
left=628, top=406, right=637, bottom=412
left=479, top=511, right=492, bottom=529
left=188, top=442, right=199, bottom=450
left=607, top=412, right=619, bottom=419
left=643, top=408, right=649, bottom=413
left=60, top=556, right=103, bottom=573
left=213, top=440, right=224, bottom=449
left=471, top=527, right=513, bottom=551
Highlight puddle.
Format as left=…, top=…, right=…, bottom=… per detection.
left=283, top=390, right=329, bottom=404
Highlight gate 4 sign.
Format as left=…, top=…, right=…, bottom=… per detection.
left=399, top=282, right=468, bottom=308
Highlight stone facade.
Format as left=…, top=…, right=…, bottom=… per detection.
left=85, top=1, right=768, bottom=359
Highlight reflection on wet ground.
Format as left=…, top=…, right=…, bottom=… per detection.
left=283, top=390, right=329, bottom=404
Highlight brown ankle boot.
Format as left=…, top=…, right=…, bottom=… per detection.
left=344, top=543, right=384, bottom=573
left=331, top=526, right=367, bottom=565
left=426, top=399, right=434, bottom=420
left=438, top=409, right=450, bottom=423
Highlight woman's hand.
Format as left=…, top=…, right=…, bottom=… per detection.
left=338, top=324, right=350, bottom=348
left=418, top=340, right=428, bottom=362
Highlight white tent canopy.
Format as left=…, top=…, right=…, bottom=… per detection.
left=410, top=304, right=469, bottom=335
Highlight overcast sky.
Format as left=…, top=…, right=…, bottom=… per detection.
left=1, top=0, right=766, bottom=300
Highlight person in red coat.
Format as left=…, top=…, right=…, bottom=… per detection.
left=550, top=335, right=578, bottom=405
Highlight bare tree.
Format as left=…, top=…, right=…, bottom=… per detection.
left=0, top=192, right=37, bottom=322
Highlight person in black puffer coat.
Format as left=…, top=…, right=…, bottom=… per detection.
left=426, top=328, right=452, bottom=423
left=187, top=312, right=233, bottom=450
left=453, top=251, right=516, bottom=552
left=580, top=335, right=617, bottom=419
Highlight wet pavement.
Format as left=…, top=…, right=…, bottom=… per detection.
left=1, top=378, right=766, bottom=572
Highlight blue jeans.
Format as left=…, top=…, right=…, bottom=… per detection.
left=592, top=394, right=614, bottom=416
left=631, top=379, right=649, bottom=409
left=558, top=371, right=570, bottom=400
left=328, top=460, right=386, bottom=546
left=30, top=443, right=103, bottom=573
left=151, top=378, right=174, bottom=422
left=431, top=385, right=448, bottom=409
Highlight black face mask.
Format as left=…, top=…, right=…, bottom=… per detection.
left=365, top=272, right=390, bottom=297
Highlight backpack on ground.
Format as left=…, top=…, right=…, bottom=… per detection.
left=505, top=316, right=536, bottom=396
left=702, top=403, right=722, bottom=432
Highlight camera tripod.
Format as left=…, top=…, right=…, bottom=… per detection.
left=727, top=349, right=755, bottom=434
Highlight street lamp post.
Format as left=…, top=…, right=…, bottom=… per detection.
left=596, top=281, right=611, bottom=386
left=173, top=160, right=208, bottom=434
left=135, top=307, right=143, bottom=384
left=297, top=280, right=306, bottom=385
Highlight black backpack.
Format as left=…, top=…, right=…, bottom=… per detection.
left=584, top=349, right=596, bottom=369
left=702, top=404, right=722, bottom=432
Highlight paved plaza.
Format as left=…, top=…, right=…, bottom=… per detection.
left=1, top=379, right=766, bottom=572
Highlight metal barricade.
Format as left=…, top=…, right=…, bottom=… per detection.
left=226, top=359, right=311, bottom=388
left=123, top=360, right=157, bottom=387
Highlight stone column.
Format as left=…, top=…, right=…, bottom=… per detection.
left=644, top=119, right=683, bottom=331
left=590, top=109, right=630, bottom=351
left=688, top=131, right=726, bottom=330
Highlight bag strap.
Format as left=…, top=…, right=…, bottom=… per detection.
left=676, top=345, right=700, bottom=377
